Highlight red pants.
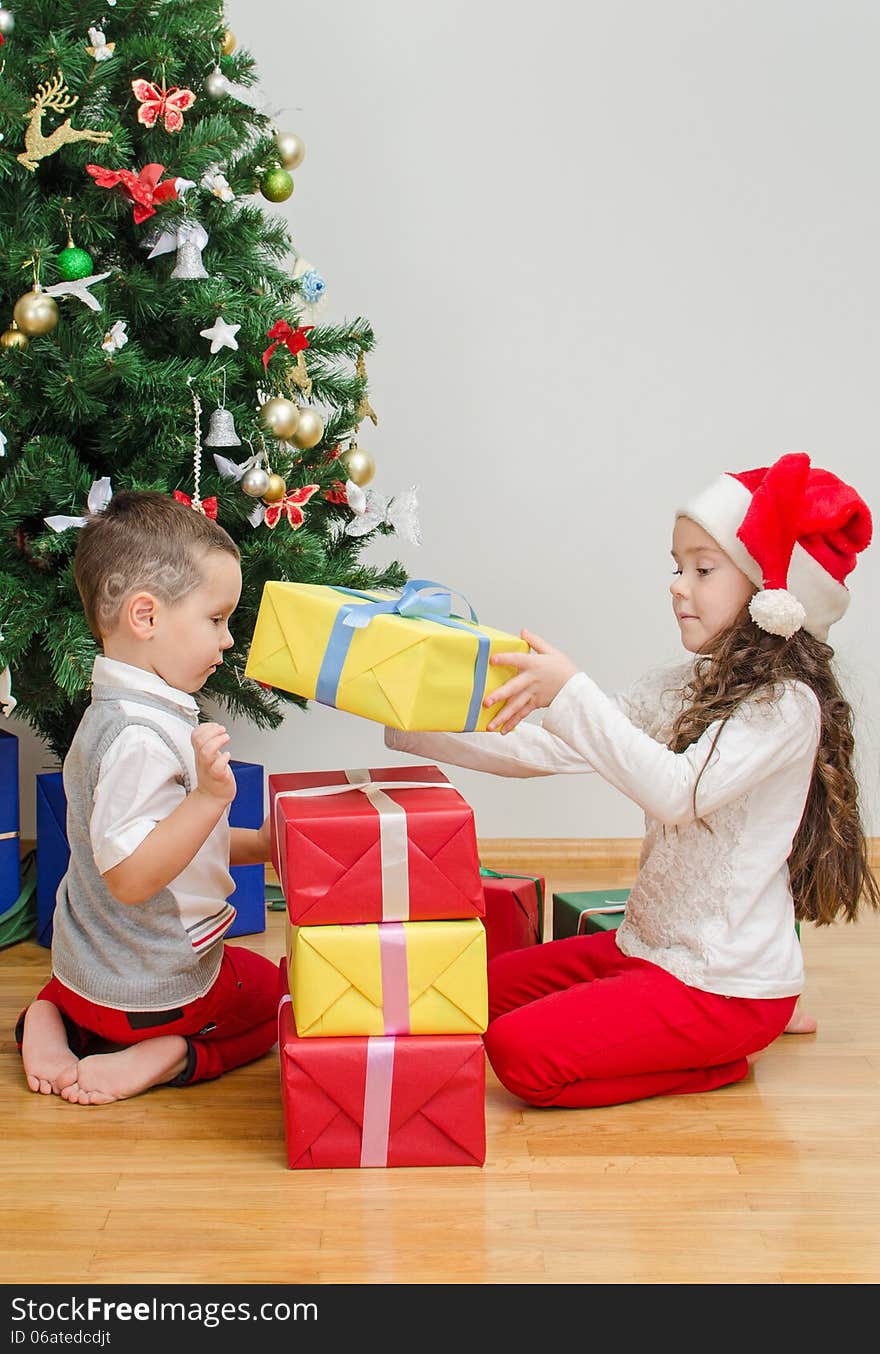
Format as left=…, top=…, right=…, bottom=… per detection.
left=483, top=931, right=797, bottom=1108
left=23, top=944, right=281, bottom=1086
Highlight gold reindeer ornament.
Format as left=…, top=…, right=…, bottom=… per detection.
left=17, top=72, right=112, bottom=172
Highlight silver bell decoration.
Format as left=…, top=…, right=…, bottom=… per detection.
left=171, top=231, right=209, bottom=280
left=203, top=405, right=241, bottom=446
left=242, top=466, right=271, bottom=497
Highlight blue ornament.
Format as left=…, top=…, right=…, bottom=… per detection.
left=300, top=269, right=326, bottom=304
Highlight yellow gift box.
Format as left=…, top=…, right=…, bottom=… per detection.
left=286, top=915, right=488, bottom=1037
left=243, top=579, right=529, bottom=731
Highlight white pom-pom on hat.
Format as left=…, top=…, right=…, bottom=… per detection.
left=748, top=588, right=807, bottom=639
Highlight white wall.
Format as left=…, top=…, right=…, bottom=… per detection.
left=12, top=0, right=880, bottom=842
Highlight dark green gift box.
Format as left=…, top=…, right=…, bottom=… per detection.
left=552, top=888, right=630, bottom=938
left=553, top=888, right=800, bottom=940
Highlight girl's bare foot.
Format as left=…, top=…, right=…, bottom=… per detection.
left=60, top=1036, right=189, bottom=1106
left=21, top=1001, right=79, bottom=1095
left=783, top=1001, right=818, bottom=1035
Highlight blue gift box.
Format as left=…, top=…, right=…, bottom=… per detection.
left=36, top=759, right=267, bottom=948
left=35, top=770, right=66, bottom=947
left=0, top=729, right=21, bottom=917
left=226, top=759, right=267, bottom=939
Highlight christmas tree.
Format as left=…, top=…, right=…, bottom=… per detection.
left=0, top=0, right=413, bottom=761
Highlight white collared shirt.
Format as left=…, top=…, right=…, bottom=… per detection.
left=88, top=656, right=235, bottom=947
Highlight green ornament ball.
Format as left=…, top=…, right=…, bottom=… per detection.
left=260, top=168, right=294, bottom=203
left=56, top=246, right=94, bottom=282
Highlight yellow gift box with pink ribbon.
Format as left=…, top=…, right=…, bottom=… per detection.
left=243, top=578, right=529, bottom=732
left=286, top=915, right=488, bottom=1038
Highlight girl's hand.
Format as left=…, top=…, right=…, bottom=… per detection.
left=192, top=723, right=236, bottom=804
left=484, top=629, right=578, bottom=734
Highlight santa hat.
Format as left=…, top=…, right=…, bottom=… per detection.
left=677, top=452, right=872, bottom=641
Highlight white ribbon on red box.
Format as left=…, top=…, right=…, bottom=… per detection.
left=274, top=768, right=457, bottom=922
left=279, top=990, right=396, bottom=1168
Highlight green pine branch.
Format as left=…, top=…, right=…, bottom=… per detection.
left=0, top=1, right=411, bottom=759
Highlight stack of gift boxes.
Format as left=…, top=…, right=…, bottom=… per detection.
left=271, top=763, right=490, bottom=1170
left=246, top=577, right=547, bottom=1168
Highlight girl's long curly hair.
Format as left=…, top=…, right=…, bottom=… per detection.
left=667, top=609, right=880, bottom=925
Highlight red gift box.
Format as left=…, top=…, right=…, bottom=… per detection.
left=481, top=869, right=545, bottom=963
left=269, top=764, right=484, bottom=925
left=278, top=964, right=486, bottom=1169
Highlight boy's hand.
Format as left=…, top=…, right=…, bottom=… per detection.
left=192, top=723, right=236, bottom=805
left=484, top=629, right=578, bottom=734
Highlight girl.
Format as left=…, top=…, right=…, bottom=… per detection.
left=386, top=452, right=879, bottom=1108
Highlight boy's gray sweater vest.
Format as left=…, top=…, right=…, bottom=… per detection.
left=51, top=684, right=224, bottom=1011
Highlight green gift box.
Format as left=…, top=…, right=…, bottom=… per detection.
left=552, top=888, right=630, bottom=938
left=553, top=888, right=800, bottom=940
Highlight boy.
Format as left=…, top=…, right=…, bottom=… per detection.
left=19, top=491, right=279, bottom=1105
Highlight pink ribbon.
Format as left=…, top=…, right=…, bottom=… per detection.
left=379, top=922, right=410, bottom=1034
left=360, top=1037, right=395, bottom=1167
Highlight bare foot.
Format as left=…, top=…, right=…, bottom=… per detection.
left=783, top=1001, right=818, bottom=1035
left=746, top=1048, right=765, bottom=1066
left=60, top=1036, right=189, bottom=1106
left=21, top=1001, right=79, bottom=1095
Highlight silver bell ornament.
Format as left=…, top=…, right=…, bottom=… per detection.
left=171, top=235, right=209, bottom=280
left=241, top=466, right=271, bottom=498
left=203, top=406, right=241, bottom=446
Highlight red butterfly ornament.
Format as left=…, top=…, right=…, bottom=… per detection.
left=264, top=485, right=320, bottom=530
left=131, top=79, right=196, bottom=133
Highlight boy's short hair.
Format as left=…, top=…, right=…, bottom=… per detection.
left=73, top=490, right=240, bottom=640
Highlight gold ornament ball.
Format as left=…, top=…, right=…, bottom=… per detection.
left=260, top=168, right=294, bottom=203
left=259, top=395, right=300, bottom=439
left=341, top=444, right=376, bottom=488
left=13, top=289, right=60, bottom=337
left=275, top=131, right=306, bottom=170
left=291, top=407, right=325, bottom=450
left=262, top=474, right=287, bottom=504
left=1, top=322, right=29, bottom=352
left=221, top=28, right=237, bottom=55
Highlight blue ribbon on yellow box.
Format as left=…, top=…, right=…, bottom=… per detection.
left=316, top=579, right=489, bottom=732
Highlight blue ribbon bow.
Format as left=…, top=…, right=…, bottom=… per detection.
left=315, top=578, right=490, bottom=730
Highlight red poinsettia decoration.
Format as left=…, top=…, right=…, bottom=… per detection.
left=86, top=162, right=181, bottom=223
left=323, top=480, right=348, bottom=504
left=264, top=484, right=320, bottom=530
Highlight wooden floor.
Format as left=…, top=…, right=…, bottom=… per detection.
left=3, top=859, right=879, bottom=1286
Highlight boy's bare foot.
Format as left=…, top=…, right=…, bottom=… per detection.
left=783, top=1001, right=818, bottom=1035
left=60, top=1036, right=189, bottom=1105
left=21, top=1000, right=79, bottom=1095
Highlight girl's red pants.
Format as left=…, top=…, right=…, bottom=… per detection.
left=483, top=930, right=797, bottom=1108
